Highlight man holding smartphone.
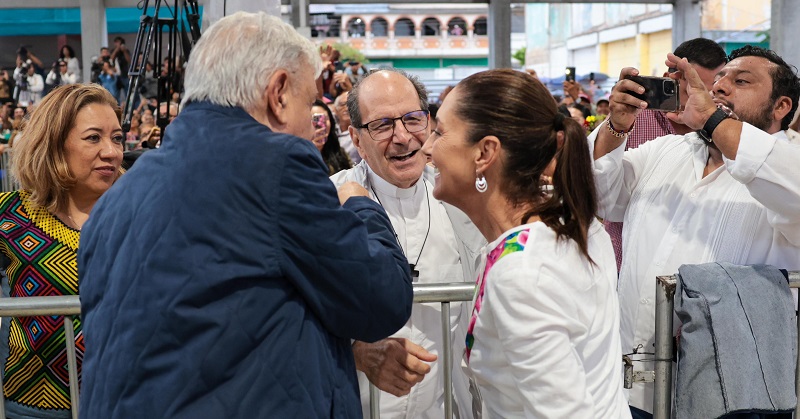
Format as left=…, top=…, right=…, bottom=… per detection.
left=591, top=45, right=800, bottom=418
left=604, top=39, right=728, bottom=272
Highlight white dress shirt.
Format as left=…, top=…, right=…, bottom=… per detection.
left=468, top=220, right=631, bottom=419
left=356, top=167, right=468, bottom=419
left=589, top=121, right=800, bottom=412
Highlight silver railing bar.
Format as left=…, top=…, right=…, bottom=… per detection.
left=369, top=282, right=475, bottom=419
left=0, top=295, right=81, bottom=316
left=0, top=295, right=82, bottom=418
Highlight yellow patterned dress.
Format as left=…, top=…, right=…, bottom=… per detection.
left=0, top=190, right=81, bottom=418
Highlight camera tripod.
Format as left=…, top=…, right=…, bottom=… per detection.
left=121, top=0, right=200, bottom=134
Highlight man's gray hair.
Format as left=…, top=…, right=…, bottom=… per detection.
left=182, top=12, right=321, bottom=111
left=347, top=68, right=429, bottom=127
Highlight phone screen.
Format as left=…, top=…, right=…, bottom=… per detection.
left=623, top=75, right=679, bottom=112
left=312, top=113, right=327, bottom=129
left=565, top=67, right=576, bottom=82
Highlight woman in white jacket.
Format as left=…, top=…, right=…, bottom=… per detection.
left=421, top=69, right=631, bottom=418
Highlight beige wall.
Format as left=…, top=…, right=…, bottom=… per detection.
left=601, top=29, right=671, bottom=78
left=702, top=0, right=770, bottom=31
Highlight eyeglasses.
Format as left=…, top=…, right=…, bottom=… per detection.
left=355, top=110, right=429, bottom=141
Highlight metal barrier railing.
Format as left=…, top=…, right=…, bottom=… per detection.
left=0, top=295, right=81, bottom=419
left=0, top=152, right=19, bottom=193
left=0, top=284, right=475, bottom=419
left=653, top=271, right=800, bottom=419
left=369, top=282, right=475, bottom=419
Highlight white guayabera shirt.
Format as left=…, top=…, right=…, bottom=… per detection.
left=589, top=122, right=800, bottom=413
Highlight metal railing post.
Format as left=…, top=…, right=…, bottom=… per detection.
left=369, top=383, right=380, bottom=419
left=654, top=275, right=676, bottom=419
left=367, top=283, right=474, bottom=418
left=441, top=301, right=452, bottom=418
left=64, top=316, right=79, bottom=419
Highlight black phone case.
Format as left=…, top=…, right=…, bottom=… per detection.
left=624, top=75, right=680, bottom=112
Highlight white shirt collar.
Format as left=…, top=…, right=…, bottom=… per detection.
left=366, top=163, right=421, bottom=200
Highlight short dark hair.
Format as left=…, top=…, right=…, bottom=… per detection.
left=729, top=45, right=800, bottom=131
left=114, top=36, right=126, bottom=44
left=673, top=38, right=727, bottom=70
left=347, top=68, right=428, bottom=128
left=596, top=99, right=609, bottom=106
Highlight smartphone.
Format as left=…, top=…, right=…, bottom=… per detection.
left=589, top=72, right=595, bottom=82
left=623, top=75, right=680, bottom=112
left=565, top=67, right=576, bottom=82
left=312, top=113, right=327, bottom=130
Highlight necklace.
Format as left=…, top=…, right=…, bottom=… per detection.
left=63, top=213, right=82, bottom=231
left=369, top=179, right=432, bottom=280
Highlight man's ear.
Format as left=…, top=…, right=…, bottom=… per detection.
left=773, top=96, right=793, bottom=127
left=266, top=69, right=291, bottom=126
left=474, top=135, right=501, bottom=174
left=349, top=125, right=368, bottom=160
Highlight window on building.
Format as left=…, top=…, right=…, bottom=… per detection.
left=474, top=17, right=487, bottom=36
left=422, top=17, right=441, bottom=36
left=447, top=17, right=466, bottom=36
left=310, top=14, right=339, bottom=38
left=347, top=17, right=366, bottom=38
left=371, top=18, right=388, bottom=37
left=394, top=18, right=415, bottom=37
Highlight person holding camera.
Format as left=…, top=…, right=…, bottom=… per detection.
left=97, top=61, right=120, bottom=103
left=592, top=45, right=800, bottom=418
left=311, top=99, right=352, bottom=175
left=90, top=47, right=112, bottom=83
left=603, top=38, right=728, bottom=273
left=46, top=59, right=77, bottom=88
left=13, top=61, right=44, bottom=107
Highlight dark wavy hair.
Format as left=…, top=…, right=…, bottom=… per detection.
left=728, top=45, right=800, bottom=131
left=314, top=99, right=352, bottom=175
left=59, top=45, right=76, bottom=60
left=455, top=69, right=597, bottom=261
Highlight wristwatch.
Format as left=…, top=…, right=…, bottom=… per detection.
left=696, top=104, right=738, bottom=143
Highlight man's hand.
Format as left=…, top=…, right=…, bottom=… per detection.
left=333, top=73, right=353, bottom=92
left=337, top=182, right=369, bottom=205
left=563, top=80, right=581, bottom=101
left=353, top=338, right=438, bottom=397
left=608, top=67, right=649, bottom=132
left=664, top=53, right=717, bottom=131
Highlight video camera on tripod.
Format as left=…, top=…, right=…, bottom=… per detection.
left=121, top=0, right=201, bottom=134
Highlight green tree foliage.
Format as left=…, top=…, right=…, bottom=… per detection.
left=512, top=47, right=526, bottom=65
left=334, top=43, right=369, bottom=64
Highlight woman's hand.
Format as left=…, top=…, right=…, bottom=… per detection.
left=311, top=126, right=327, bottom=149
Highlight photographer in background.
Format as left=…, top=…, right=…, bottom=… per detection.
left=110, top=36, right=131, bottom=104
left=98, top=61, right=120, bottom=103
left=13, top=62, right=44, bottom=107
left=46, top=59, right=77, bottom=89
left=15, top=47, right=43, bottom=75
left=90, top=47, right=112, bottom=83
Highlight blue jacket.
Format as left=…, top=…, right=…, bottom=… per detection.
left=78, top=102, right=413, bottom=418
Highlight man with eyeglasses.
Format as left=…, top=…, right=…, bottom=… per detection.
left=331, top=68, right=484, bottom=418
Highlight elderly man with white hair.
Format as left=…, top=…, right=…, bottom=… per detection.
left=78, top=12, right=413, bottom=418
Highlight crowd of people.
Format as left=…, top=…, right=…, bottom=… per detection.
left=0, top=9, right=797, bottom=419
left=0, top=38, right=188, bottom=155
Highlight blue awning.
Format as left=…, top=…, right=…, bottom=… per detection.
left=0, top=7, right=203, bottom=36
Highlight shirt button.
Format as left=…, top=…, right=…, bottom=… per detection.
left=640, top=298, right=648, bottom=304
left=690, top=192, right=697, bottom=198
left=672, top=227, right=678, bottom=233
